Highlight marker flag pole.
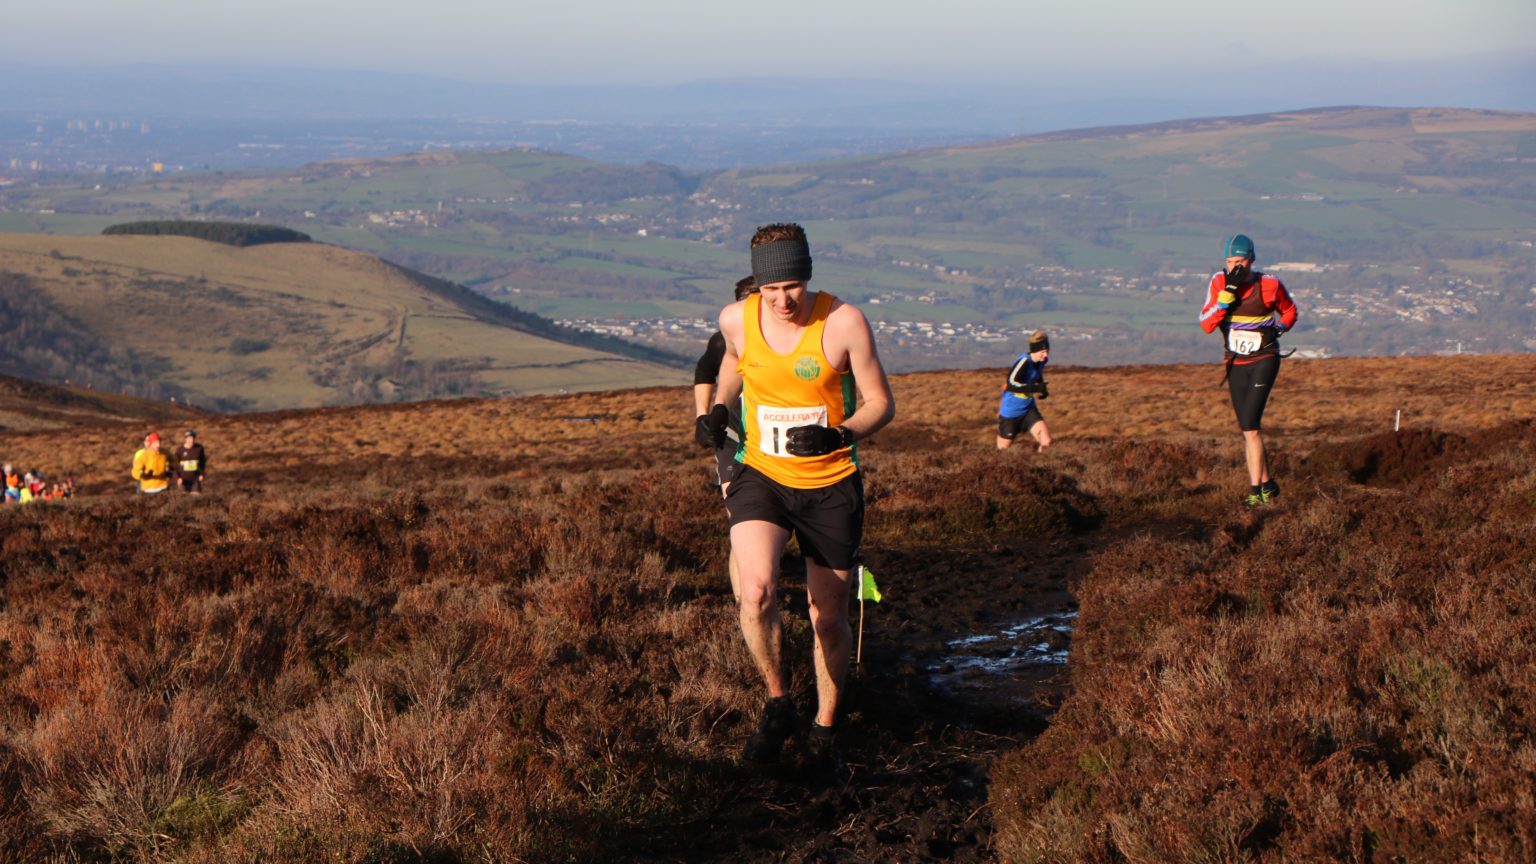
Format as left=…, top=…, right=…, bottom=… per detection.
left=855, top=565, right=883, bottom=666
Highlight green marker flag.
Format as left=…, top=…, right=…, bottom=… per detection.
left=855, top=565, right=882, bottom=666
left=857, top=565, right=883, bottom=603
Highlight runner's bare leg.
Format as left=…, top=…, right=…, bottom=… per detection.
left=728, top=550, right=742, bottom=603
left=1243, top=429, right=1271, bottom=486
left=805, top=560, right=853, bottom=728
left=731, top=519, right=789, bottom=697
left=1031, top=420, right=1053, bottom=452
left=722, top=482, right=742, bottom=603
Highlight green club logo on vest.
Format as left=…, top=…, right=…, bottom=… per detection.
left=794, top=356, right=821, bottom=381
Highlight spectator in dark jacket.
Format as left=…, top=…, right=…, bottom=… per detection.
left=174, top=429, right=208, bottom=494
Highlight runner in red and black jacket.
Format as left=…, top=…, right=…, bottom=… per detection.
left=1199, top=233, right=1298, bottom=507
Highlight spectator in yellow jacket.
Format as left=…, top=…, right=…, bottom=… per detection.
left=132, top=432, right=171, bottom=494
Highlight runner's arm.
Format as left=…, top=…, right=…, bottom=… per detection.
left=712, top=304, right=745, bottom=412
left=1198, top=272, right=1230, bottom=334
left=1272, top=280, right=1298, bottom=331
left=835, top=306, right=895, bottom=442
left=694, top=383, right=714, bottom=417
left=694, top=331, right=726, bottom=415
left=1005, top=355, right=1032, bottom=392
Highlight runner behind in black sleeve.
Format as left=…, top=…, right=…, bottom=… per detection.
left=693, top=276, right=758, bottom=602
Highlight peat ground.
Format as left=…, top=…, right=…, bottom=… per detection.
left=604, top=530, right=1090, bottom=863
left=1, top=355, right=1534, bottom=862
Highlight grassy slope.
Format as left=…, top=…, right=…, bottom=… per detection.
left=0, top=372, right=203, bottom=433
left=0, top=232, right=685, bottom=410
left=752, top=108, right=1536, bottom=262
left=0, top=355, right=1533, bottom=860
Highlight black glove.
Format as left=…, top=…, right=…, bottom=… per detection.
left=1009, top=381, right=1048, bottom=399
left=785, top=424, right=850, bottom=457
left=695, top=404, right=729, bottom=449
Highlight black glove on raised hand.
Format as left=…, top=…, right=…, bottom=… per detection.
left=785, top=424, right=850, bottom=457
left=695, top=404, right=729, bottom=449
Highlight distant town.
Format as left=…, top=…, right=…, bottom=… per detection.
left=551, top=258, right=1507, bottom=367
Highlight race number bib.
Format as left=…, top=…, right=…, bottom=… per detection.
left=181, top=460, right=200, bottom=472
left=1228, top=329, right=1263, bottom=356
left=756, top=405, right=828, bottom=457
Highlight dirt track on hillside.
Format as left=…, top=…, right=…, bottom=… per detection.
left=603, top=531, right=1087, bottom=863
left=589, top=433, right=1112, bottom=863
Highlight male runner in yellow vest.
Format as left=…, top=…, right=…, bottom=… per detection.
left=696, top=222, right=895, bottom=770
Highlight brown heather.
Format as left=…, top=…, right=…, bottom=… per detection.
left=0, top=355, right=1532, bottom=861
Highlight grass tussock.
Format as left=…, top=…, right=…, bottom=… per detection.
left=991, top=420, right=1536, bottom=863
left=867, top=453, right=1102, bottom=546
left=0, top=459, right=753, bottom=862
left=1, top=356, right=1534, bottom=861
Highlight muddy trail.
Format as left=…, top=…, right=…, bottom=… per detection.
left=604, top=530, right=1093, bottom=863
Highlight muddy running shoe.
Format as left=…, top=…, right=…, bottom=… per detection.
left=1260, top=479, right=1280, bottom=503
left=741, top=696, right=797, bottom=764
left=807, top=723, right=845, bottom=775
left=1243, top=492, right=1266, bottom=508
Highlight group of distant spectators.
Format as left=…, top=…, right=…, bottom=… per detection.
left=132, top=429, right=208, bottom=495
left=2, top=463, right=74, bottom=504
left=0, top=430, right=210, bottom=506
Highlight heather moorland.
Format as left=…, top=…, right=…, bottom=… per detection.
left=0, top=354, right=1533, bottom=862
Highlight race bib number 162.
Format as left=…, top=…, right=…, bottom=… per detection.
left=1228, top=329, right=1263, bottom=356
left=757, top=405, right=828, bottom=457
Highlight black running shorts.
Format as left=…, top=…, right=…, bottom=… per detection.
left=1228, top=355, right=1280, bottom=432
left=725, top=465, right=864, bottom=571
left=998, top=406, right=1045, bottom=440
left=715, top=446, right=744, bottom=488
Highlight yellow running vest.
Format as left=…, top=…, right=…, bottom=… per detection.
left=739, top=292, right=859, bottom=489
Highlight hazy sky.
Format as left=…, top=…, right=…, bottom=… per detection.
left=18, top=0, right=1535, bottom=86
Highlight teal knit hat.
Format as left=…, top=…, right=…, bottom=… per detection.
left=1222, top=234, right=1256, bottom=261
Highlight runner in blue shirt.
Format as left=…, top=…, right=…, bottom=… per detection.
left=996, top=330, right=1053, bottom=452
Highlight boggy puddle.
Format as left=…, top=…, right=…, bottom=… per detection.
left=925, top=610, right=1077, bottom=704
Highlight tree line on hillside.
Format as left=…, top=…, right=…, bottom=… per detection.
left=102, top=221, right=312, bottom=247
left=0, top=271, right=180, bottom=400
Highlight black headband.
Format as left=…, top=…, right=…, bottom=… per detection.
left=750, top=237, right=813, bottom=286
left=1029, top=334, right=1050, bottom=353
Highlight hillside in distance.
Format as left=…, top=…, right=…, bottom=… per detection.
left=4, top=106, right=1533, bottom=368
left=0, top=371, right=203, bottom=433
left=0, top=354, right=1532, bottom=861
left=0, top=232, right=685, bottom=411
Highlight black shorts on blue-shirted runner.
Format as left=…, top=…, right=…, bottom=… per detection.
left=997, top=405, right=1044, bottom=440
